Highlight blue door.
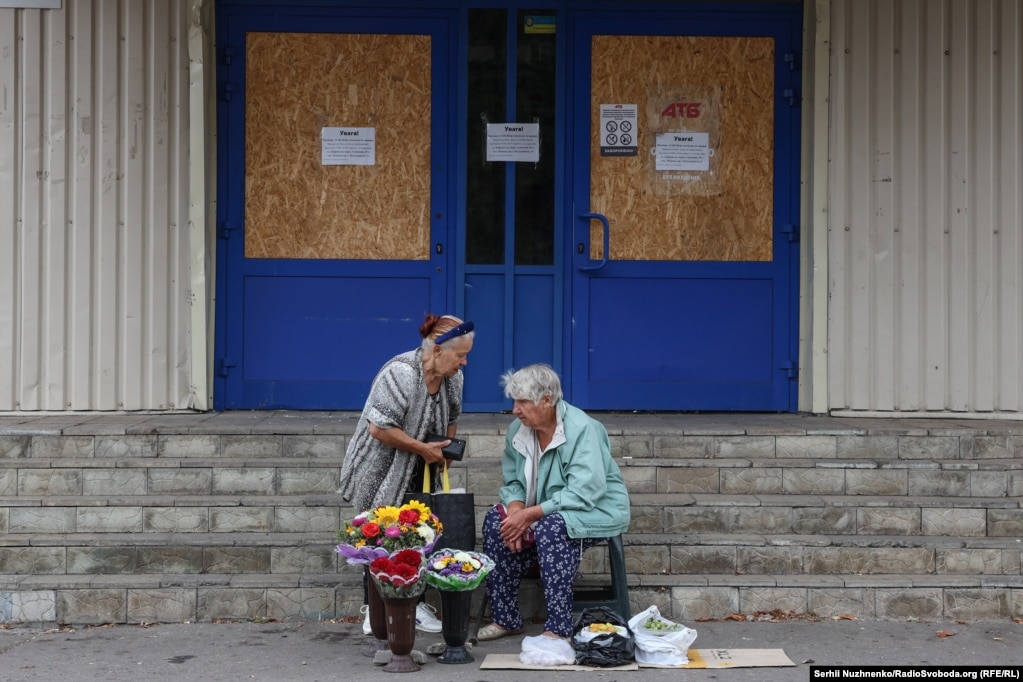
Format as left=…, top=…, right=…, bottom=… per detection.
left=214, top=8, right=457, bottom=409
left=566, top=7, right=801, bottom=410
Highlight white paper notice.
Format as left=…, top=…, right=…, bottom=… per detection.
left=486, top=123, right=540, bottom=162
left=655, top=131, right=710, bottom=171
left=322, top=127, right=376, bottom=166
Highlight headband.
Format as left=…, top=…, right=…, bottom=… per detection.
left=433, top=320, right=475, bottom=346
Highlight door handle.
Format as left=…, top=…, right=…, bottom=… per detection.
left=578, top=212, right=609, bottom=272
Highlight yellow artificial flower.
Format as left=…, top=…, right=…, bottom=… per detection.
left=374, top=506, right=400, bottom=525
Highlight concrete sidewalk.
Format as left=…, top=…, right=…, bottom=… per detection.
left=1, top=616, right=1020, bottom=681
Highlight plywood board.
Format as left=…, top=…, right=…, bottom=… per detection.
left=245, top=32, right=432, bottom=260
left=590, top=35, right=775, bottom=262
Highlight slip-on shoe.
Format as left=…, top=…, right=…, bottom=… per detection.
left=476, top=623, right=524, bottom=641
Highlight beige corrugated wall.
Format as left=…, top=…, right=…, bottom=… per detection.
left=0, top=0, right=195, bottom=411
left=828, top=0, right=1023, bottom=415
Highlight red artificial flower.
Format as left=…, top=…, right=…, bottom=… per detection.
left=392, top=562, right=417, bottom=581
left=370, top=556, right=393, bottom=573
left=393, top=549, right=423, bottom=568
left=398, top=508, right=421, bottom=525
left=361, top=522, right=381, bottom=539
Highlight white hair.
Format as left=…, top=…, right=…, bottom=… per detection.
left=500, top=363, right=563, bottom=405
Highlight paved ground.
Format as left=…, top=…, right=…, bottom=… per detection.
left=1, top=616, right=1020, bottom=681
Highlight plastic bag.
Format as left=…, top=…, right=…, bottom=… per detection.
left=520, top=634, right=576, bottom=666
left=570, top=606, right=636, bottom=667
left=627, top=605, right=698, bottom=667
left=402, top=466, right=476, bottom=552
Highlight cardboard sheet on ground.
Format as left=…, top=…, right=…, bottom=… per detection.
left=479, top=648, right=795, bottom=671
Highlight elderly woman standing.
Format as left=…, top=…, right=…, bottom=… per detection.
left=339, top=313, right=475, bottom=633
left=477, top=363, right=631, bottom=642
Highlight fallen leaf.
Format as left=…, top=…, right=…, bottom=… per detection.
left=936, top=631, right=956, bottom=638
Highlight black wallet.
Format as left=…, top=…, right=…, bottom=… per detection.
left=425, top=434, right=466, bottom=460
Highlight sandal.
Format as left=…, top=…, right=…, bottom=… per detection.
left=476, top=623, right=524, bottom=641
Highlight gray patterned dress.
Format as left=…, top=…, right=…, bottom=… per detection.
left=338, top=348, right=463, bottom=512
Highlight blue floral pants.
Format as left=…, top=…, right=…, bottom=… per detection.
left=482, top=505, right=604, bottom=637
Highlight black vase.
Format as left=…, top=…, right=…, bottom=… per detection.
left=437, top=589, right=475, bottom=664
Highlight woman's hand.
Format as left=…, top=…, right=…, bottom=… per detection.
left=420, top=439, right=449, bottom=465
left=499, top=503, right=540, bottom=551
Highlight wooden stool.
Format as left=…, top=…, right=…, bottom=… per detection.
left=469, top=534, right=630, bottom=643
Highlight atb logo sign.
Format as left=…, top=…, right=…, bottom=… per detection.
left=660, top=102, right=702, bottom=119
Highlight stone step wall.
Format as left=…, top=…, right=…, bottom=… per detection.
left=1, top=416, right=1021, bottom=625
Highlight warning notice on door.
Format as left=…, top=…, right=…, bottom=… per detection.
left=321, top=127, right=376, bottom=166
left=599, top=104, right=638, bottom=157
left=486, top=123, right=541, bottom=162
left=654, top=131, right=710, bottom=171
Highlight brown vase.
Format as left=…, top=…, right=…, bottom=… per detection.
left=380, top=595, right=420, bottom=673
left=363, top=566, right=390, bottom=657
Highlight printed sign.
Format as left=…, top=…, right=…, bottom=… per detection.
left=523, top=15, right=556, bottom=34
left=654, top=131, right=711, bottom=171
left=321, top=127, right=376, bottom=166
left=599, top=104, right=638, bottom=157
left=486, top=123, right=541, bottom=163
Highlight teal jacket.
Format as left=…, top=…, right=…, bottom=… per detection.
left=499, top=401, right=631, bottom=539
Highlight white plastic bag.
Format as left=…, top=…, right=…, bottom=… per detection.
left=627, top=605, right=698, bottom=667
left=519, top=634, right=577, bottom=667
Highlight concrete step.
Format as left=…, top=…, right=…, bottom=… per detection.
left=625, top=492, right=1023, bottom=538
left=4, top=571, right=1022, bottom=625
left=2, top=531, right=1020, bottom=577
left=622, top=458, right=1023, bottom=497
left=2, top=411, right=1022, bottom=626
left=6, top=456, right=1022, bottom=498
left=4, top=492, right=1020, bottom=539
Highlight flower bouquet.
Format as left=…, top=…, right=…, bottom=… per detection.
left=368, top=548, right=430, bottom=673
left=423, top=549, right=494, bottom=665
left=368, top=548, right=428, bottom=599
left=425, top=549, right=494, bottom=592
left=336, top=499, right=443, bottom=565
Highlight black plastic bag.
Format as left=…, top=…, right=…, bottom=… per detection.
left=571, top=605, right=636, bottom=667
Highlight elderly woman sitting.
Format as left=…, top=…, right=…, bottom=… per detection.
left=476, top=363, right=631, bottom=642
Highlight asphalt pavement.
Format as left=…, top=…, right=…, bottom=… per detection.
left=1, top=616, right=1020, bottom=681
